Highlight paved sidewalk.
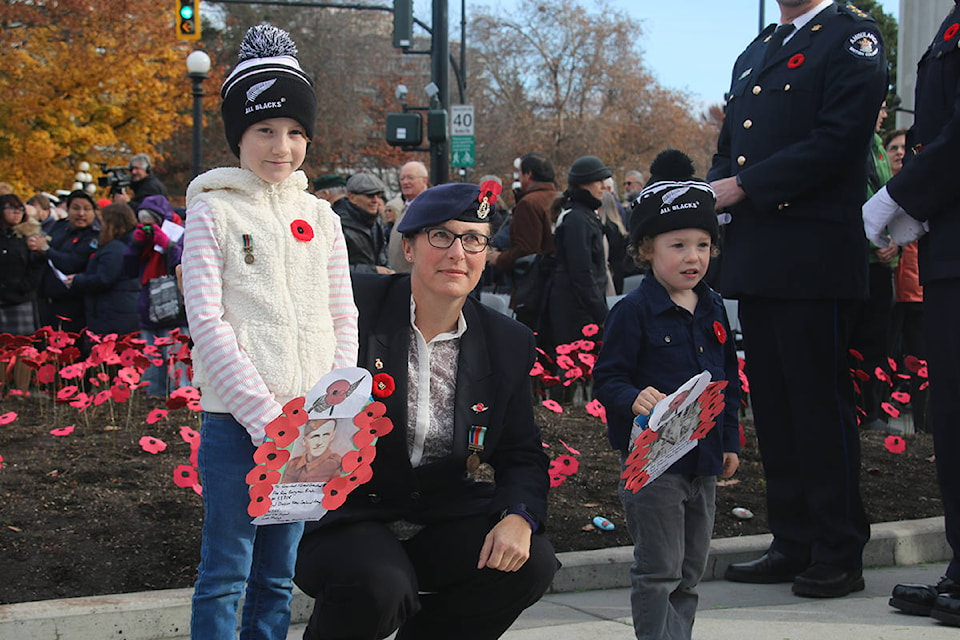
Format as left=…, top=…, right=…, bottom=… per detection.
left=0, top=517, right=950, bottom=639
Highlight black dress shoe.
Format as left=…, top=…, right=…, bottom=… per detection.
left=724, top=550, right=808, bottom=584
left=932, top=591, right=960, bottom=626
left=890, top=577, right=958, bottom=616
left=792, top=563, right=864, bottom=598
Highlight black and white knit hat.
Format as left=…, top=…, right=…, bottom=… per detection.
left=220, top=24, right=318, bottom=158
left=629, top=149, right=719, bottom=245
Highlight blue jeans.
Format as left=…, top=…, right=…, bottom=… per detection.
left=618, top=463, right=716, bottom=640
left=141, top=326, right=190, bottom=397
left=192, top=412, right=304, bottom=640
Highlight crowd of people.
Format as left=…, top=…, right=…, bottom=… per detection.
left=3, top=2, right=960, bottom=638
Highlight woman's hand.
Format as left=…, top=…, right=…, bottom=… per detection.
left=26, top=234, right=49, bottom=253
left=477, top=514, right=532, bottom=572
left=631, top=386, right=666, bottom=416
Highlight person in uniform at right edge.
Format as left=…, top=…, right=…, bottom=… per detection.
left=862, top=1, right=960, bottom=626
left=706, top=0, right=887, bottom=597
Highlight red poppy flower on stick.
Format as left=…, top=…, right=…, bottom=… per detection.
left=848, top=348, right=864, bottom=362
left=146, top=408, right=169, bottom=425
left=139, top=436, right=168, bottom=454
left=69, top=392, right=92, bottom=411
left=290, top=220, right=314, bottom=241
left=173, top=464, right=199, bottom=488
left=50, top=425, right=75, bottom=436
left=585, top=399, right=606, bottom=423
left=552, top=454, right=579, bottom=476
left=885, top=435, right=906, bottom=454
left=180, top=426, right=200, bottom=447
left=0, top=411, right=17, bottom=425
left=110, top=383, right=131, bottom=403
left=59, top=363, right=87, bottom=379
left=560, top=439, right=581, bottom=456
left=37, top=364, right=56, bottom=384
left=582, top=324, right=599, bottom=337
left=890, top=391, right=911, bottom=404
left=541, top=399, right=563, bottom=414
left=117, top=367, right=140, bottom=386
left=56, top=385, right=78, bottom=401
left=880, top=402, right=900, bottom=418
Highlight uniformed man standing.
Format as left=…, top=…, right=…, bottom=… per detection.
left=862, top=1, right=960, bottom=626
left=707, top=0, right=887, bottom=598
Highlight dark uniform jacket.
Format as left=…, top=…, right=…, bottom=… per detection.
left=305, top=274, right=550, bottom=533
left=886, top=0, right=960, bottom=284
left=332, top=198, right=391, bottom=274
left=707, top=2, right=888, bottom=300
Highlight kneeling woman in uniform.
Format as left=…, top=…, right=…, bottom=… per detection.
left=295, top=182, right=558, bottom=640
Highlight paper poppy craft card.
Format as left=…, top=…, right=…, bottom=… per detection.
left=246, top=367, right=395, bottom=525
left=622, top=370, right=728, bottom=493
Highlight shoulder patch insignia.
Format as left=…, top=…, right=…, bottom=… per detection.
left=846, top=31, right=880, bottom=59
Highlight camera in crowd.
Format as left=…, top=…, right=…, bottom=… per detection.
left=97, top=163, right=132, bottom=193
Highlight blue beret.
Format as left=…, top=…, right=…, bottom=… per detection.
left=396, top=183, right=495, bottom=234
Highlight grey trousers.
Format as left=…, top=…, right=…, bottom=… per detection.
left=619, top=464, right=716, bottom=640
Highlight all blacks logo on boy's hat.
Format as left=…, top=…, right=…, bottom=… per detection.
left=628, top=149, right=720, bottom=246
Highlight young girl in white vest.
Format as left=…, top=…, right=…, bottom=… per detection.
left=180, top=24, right=358, bottom=640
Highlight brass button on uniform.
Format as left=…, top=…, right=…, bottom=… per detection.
left=737, top=155, right=747, bottom=166
left=664, top=336, right=672, bottom=343
left=752, top=85, right=762, bottom=95
left=743, top=119, right=753, bottom=129
left=784, top=83, right=791, bottom=91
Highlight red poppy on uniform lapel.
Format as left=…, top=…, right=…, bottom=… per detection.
left=787, top=53, right=805, bottom=69
left=945, top=23, right=959, bottom=41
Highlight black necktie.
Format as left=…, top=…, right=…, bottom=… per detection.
left=763, top=23, right=796, bottom=65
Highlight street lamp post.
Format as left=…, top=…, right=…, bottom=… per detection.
left=186, top=50, right=211, bottom=179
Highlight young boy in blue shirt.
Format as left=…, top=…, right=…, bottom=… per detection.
left=593, top=150, right=741, bottom=640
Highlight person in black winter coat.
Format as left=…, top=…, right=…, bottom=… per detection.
left=0, top=194, right=43, bottom=335
left=332, top=173, right=394, bottom=274
left=67, top=203, right=140, bottom=337
left=27, top=190, right=100, bottom=333
left=544, top=155, right=612, bottom=348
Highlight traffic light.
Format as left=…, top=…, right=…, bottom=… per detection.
left=393, top=0, right=412, bottom=49
left=176, top=0, right=201, bottom=41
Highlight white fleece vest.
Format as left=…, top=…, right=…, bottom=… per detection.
left=188, top=168, right=338, bottom=400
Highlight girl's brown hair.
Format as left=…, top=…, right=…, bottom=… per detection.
left=98, top=203, right=137, bottom=246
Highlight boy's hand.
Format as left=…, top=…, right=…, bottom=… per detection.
left=631, top=386, right=666, bottom=416
left=721, top=452, right=740, bottom=479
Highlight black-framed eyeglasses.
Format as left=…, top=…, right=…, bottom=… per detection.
left=423, top=227, right=491, bottom=253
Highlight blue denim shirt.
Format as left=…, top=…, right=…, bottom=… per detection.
left=593, top=275, right=741, bottom=476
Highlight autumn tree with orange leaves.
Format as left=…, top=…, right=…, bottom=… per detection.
left=0, top=0, right=197, bottom=196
